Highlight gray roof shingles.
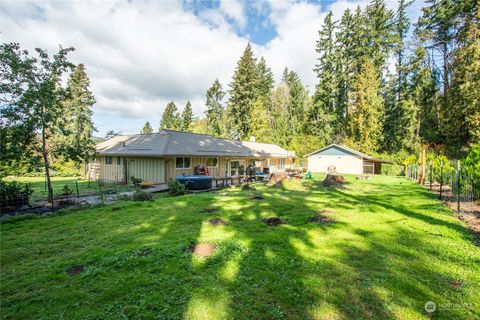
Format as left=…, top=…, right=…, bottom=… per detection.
left=95, top=130, right=295, bottom=158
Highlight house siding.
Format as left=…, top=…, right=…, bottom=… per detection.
left=87, top=155, right=294, bottom=183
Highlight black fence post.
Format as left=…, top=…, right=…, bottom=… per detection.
left=430, top=160, right=433, bottom=190
left=457, top=160, right=461, bottom=213
left=76, top=181, right=80, bottom=199
left=439, top=161, right=444, bottom=200
left=98, top=180, right=104, bottom=205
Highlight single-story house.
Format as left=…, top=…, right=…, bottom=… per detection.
left=306, top=144, right=392, bottom=174
left=86, top=130, right=295, bottom=184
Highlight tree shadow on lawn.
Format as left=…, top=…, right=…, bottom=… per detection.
left=105, top=186, right=479, bottom=319
left=12, top=181, right=478, bottom=319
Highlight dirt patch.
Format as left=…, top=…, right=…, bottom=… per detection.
left=323, top=174, right=346, bottom=187
left=449, top=279, right=464, bottom=289
left=208, top=218, right=226, bottom=226
left=251, top=195, right=264, bottom=200
left=309, top=215, right=335, bottom=224
left=356, top=175, right=371, bottom=180
left=187, top=243, right=216, bottom=257
left=263, top=217, right=285, bottom=226
left=200, top=207, right=219, bottom=214
left=66, top=265, right=85, bottom=276
left=111, top=206, right=121, bottom=211
left=136, top=248, right=152, bottom=257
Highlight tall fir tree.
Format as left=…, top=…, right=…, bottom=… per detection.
left=256, top=57, right=274, bottom=100
left=59, top=63, right=96, bottom=162
left=159, top=101, right=180, bottom=130
left=347, top=59, right=384, bottom=153
left=226, top=43, right=258, bottom=139
left=313, top=11, right=338, bottom=116
left=181, top=101, right=193, bottom=132
left=141, top=121, right=153, bottom=134
left=204, top=79, right=225, bottom=137
left=282, top=68, right=309, bottom=140
left=336, top=8, right=355, bottom=131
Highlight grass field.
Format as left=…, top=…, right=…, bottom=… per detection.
left=3, top=176, right=133, bottom=201
left=1, top=175, right=479, bottom=319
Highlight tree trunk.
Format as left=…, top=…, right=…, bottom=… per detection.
left=41, top=123, right=53, bottom=209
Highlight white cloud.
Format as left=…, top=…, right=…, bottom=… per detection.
left=219, top=0, right=246, bottom=29
left=1, top=0, right=425, bottom=135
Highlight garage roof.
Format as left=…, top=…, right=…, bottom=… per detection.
left=305, top=144, right=393, bottom=164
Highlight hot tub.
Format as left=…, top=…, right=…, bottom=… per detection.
left=176, top=175, right=213, bottom=190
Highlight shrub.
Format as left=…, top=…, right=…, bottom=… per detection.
left=62, top=184, right=73, bottom=196
left=132, top=190, right=153, bottom=201
left=130, top=176, right=142, bottom=187
left=168, top=179, right=187, bottom=196
left=0, top=180, right=33, bottom=207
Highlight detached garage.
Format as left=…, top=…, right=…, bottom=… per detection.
left=306, top=144, right=392, bottom=174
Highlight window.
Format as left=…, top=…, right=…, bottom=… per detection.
left=279, top=158, right=285, bottom=170
left=117, top=157, right=122, bottom=165
left=206, top=157, right=218, bottom=167
left=105, top=156, right=113, bottom=165
left=176, top=157, right=191, bottom=169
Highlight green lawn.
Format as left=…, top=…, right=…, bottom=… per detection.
left=1, top=175, right=479, bottom=319
left=4, top=176, right=133, bottom=201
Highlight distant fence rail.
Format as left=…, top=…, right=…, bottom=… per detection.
left=406, top=161, right=479, bottom=214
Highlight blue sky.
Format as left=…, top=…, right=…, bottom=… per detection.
left=1, top=0, right=425, bottom=137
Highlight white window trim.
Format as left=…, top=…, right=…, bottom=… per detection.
left=206, top=157, right=219, bottom=168
left=175, top=157, right=192, bottom=169
left=105, top=156, right=113, bottom=165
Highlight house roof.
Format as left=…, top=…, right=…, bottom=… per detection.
left=305, top=144, right=393, bottom=164
left=95, top=130, right=295, bottom=158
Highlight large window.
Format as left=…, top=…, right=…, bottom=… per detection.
left=206, top=157, right=218, bottom=167
left=176, top=157, right=191, bottom=169
left=105, top=156, right=113, bottom=165
left=117, top=157, right=122, bottom=165
left=279, top=158, right=285, bottom=170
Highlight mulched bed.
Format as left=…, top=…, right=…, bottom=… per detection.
left=186, top=243, right=216, bottom=257
left=263, top=217, right=285, bottom=226
left=66, top=265, right=85, bottom=276
left=112, top=206, right=121, bottom=211
left=208, top=218, right=226, bottom=226
left=251, top=195, right=265, bottom=200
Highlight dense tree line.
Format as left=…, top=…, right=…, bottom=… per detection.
left=159, top=0, right=477, bottom=160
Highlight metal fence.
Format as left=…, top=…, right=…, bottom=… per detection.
left=406, top=161, right=479, bottom=214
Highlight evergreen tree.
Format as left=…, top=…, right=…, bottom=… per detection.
left=58, top=64, right=96, bottom=163
left=364, top=0, right=395, bottom=74
left=256, top=57, right=274, bottom=100
left=205, top=79, right=225, bottom=136
left=313, top=11, right=337, bottom=116
left=141, top=121, right=153, bottom=134
left=282, top=68, right=308, bottom=139
left=159, top=101, right=180, bottom=130
left=447, top=13, right=480, bottom=146
left=181, top=101, right=193, bottom=132
left=226, top=43, right=258, bottom=139
left=348, top=59, right=384, bottom=152
left=336, top=9, right=355, bottom=131
left=105, top=130, right=121, bottom=139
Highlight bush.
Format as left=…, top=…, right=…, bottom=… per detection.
left=0, top=180, right=33, bottom=207
left=130, top=176, right=142, bottom=187
left=132, top=190, right=153, bottom=201
left=168, top=179, right=187, bottom=196
left=62, top=184, right=73, bottom=196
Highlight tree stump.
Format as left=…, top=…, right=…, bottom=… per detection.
left=322, top=174, right=346, bottom=186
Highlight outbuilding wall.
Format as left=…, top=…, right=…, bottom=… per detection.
left=307, top=146, right=363, bottom=174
